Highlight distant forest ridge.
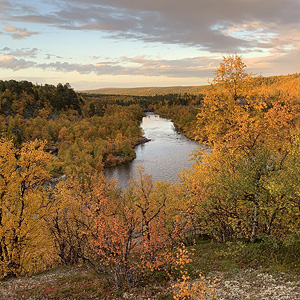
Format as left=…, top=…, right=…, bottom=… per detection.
left=80, top=73, right=300, bottom=96
left=80, top=85, right=208, bottom=96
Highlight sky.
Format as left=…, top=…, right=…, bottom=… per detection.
left=0, top=0, right=300, bottom=90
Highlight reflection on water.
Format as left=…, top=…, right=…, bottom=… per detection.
left=105, top=113, right=200, bottom=189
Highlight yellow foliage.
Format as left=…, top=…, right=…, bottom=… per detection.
left=172, top=244, right=217, bottom=300
left=190, top=55, right=300, bottom=242
left=0, top=138, right=56, bottom=277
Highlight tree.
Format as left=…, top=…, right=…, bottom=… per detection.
left=195, top=54, right=256, bottom=144
left=51, top=83, right=83, bottom=112
left=87, top=167, right=185, bottom=289
left=190, top=55, right=300, bottom=242
left=0, top=138, right=54, bottom=277
left=213, top=54, right=251, bottom=102
left=45, top=171, right=109, bottom=266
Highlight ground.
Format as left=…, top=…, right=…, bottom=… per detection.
left=1, top=266, right=299, bottom=299
left=1, top=241, right=299, bottom=299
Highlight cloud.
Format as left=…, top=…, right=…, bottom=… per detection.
left=0, top=0, right=11, bottom=14
left=45, top=53, right=63, bottom=60
left=1, top=49, right=300, bottom=84
left=3, top=0, right=300, bottom=52
left=0, top=53, right=218, bottom=78
left=0, top=55, right=35, bottom=70
left=3, top=24, right=38, bottom=39
left=3, top=24, right=17, bottom=32
left=0, top=47, right=39, bottom=58
left=245, top=50, right=300, bottom=76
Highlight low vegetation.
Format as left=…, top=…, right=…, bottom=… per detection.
left=0, top=240, right=299, bottom=299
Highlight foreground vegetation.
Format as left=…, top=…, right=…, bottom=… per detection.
left=1, top=240, right=299, bottom=299
left=0, top=55, right=300, bottom=298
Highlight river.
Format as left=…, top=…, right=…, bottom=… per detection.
left=105, top=113, right=200, bottom=189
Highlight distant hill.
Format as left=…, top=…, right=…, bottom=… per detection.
left=80, top=73, right=300, bottom=96
left=80, top=85, right=208, bottom=96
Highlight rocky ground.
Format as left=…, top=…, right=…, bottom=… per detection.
left=0, top=266, right=299, bottom=299
left=209, top=268, right=300, bottom=300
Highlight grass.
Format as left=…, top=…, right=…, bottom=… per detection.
left=1, top=239, right=299, bottom=299
left=189, top=238, right=300, bottom=277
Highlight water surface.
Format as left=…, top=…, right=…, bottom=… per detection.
left=105, top=113, right=199, bottom=189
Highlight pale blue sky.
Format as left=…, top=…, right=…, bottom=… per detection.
left=1, top=0, right=300, bottom=90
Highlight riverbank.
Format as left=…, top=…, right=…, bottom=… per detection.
left=104, top=137, right=151, bottom=167
left=133, top=136, right=151, bottom=147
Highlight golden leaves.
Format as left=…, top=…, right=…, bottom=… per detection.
left=0, top=138, right=54, bottom=277
left=188, top=55, right=300, bottom=242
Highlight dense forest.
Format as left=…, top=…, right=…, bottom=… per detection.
left=0, top=55, right=300, bottom=298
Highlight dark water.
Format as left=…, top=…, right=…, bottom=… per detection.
left=105, top=113, right=199, bottom=189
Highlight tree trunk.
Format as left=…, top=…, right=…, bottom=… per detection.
left=250, top=203, right=259, bottom=242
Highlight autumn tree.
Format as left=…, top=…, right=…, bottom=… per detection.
left=190, top=55, right=300, bottom=242
left=213, top=54, right=251, bottom=102
left=46, top=176, right=89, bottom=265
left=87, top=167, right=186, bottom=289
left=0, top=138, right=55, bottom=277
left=45, top=170, right=110, bottom=266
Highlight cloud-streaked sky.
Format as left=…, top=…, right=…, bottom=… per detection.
left=1, top=0, right=300, bottom=90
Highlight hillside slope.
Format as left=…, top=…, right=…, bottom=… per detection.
left=80, top=85, right=207, bottom=96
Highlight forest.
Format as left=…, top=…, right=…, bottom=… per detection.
left=0, top=55, right=300, bottom=298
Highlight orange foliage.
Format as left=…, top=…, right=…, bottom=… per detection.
left=87, top=167, right=186, bottom=289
